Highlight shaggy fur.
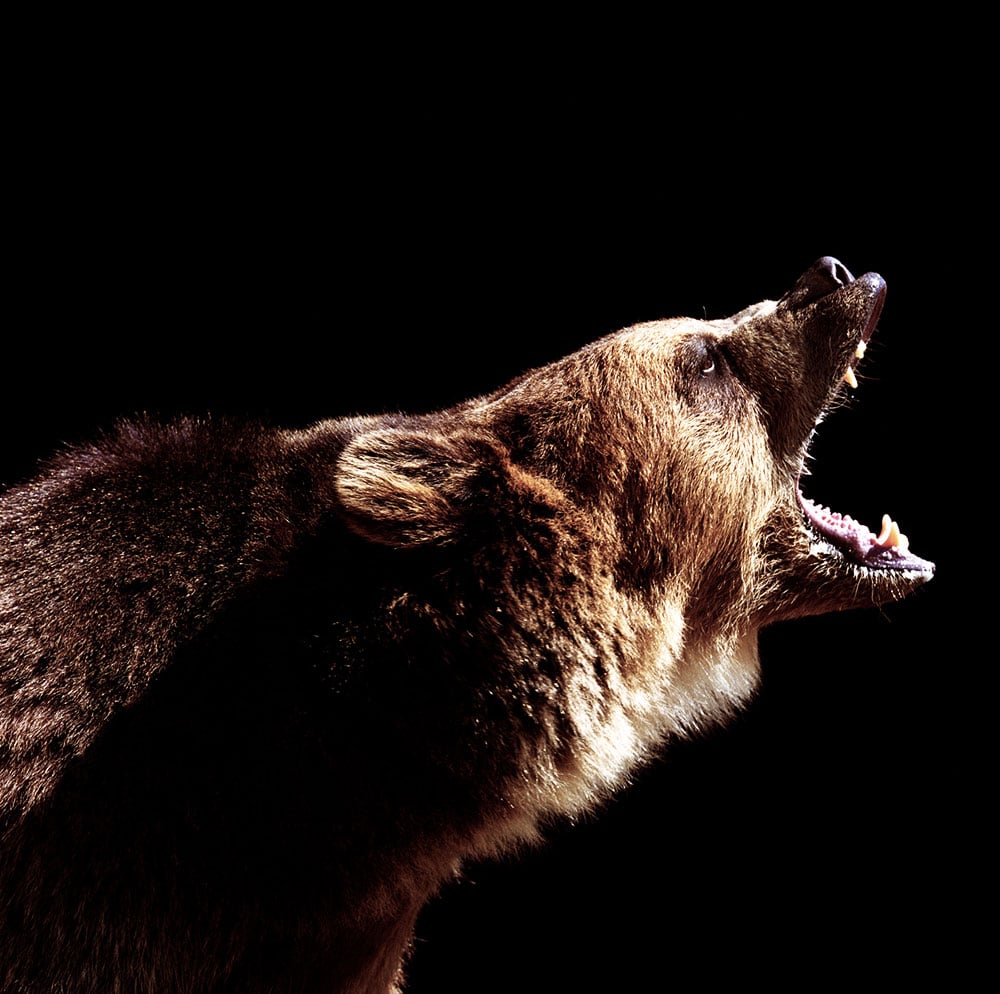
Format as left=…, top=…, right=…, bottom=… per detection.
left=0, top=258, right=933, bottom=993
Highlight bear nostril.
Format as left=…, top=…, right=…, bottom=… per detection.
left=781, top=256, right=856, bottom=309
left=816, top=256, right=855, bottom=288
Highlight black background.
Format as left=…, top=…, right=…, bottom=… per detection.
left=6, top=35, right=986, bottom=993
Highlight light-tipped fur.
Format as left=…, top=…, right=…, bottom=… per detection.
left=1, top=259, right=933, bottom=993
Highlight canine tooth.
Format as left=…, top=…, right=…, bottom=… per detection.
left=876, top=515, right=892, bottom=545
left=844, top=367, right=858, bottom=389
left=855, top=340, right=867, bottom=359
left=875, top=514, right=904, bottom=549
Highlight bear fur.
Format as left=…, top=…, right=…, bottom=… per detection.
left=0, top=258, right=934, bottom=993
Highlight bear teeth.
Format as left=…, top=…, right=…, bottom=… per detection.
left=843, top=341, right=866, bottom=389
left=875, top=514, right=909, bottom=552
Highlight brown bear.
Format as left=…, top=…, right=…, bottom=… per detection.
left=0, top=258, right=933, bottom=993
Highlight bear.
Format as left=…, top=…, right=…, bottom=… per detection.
left=0, top=257, right=934, bottom=994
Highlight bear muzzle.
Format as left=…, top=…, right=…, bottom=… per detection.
left=783, top=258, right=935, bottom=580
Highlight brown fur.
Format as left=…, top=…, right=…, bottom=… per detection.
left=0, top=259, right=933, bottom=992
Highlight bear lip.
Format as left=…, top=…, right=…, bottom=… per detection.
left=858, top=275, right=884, bottom=344
left=834, top=273, right=885, bottom=390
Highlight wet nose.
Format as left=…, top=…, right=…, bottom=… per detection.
left=781, top=256, right=855, bottom=309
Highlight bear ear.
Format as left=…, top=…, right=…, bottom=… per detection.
left=334, top=426, right=489, bottom=547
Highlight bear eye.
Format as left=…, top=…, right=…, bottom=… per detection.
left=684, top=335, right=744, bottom=414
left=694, top=338, right=721, bottom=379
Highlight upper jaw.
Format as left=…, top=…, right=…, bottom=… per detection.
left=779, top=259, right=887, bottom=403
left=725, top=260, right=890, bottom=467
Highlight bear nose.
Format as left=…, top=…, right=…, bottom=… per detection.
left=781, top=256, right=856, bottom=309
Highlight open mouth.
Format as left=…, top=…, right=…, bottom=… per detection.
left=793, top=263, right=934, bottom=577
